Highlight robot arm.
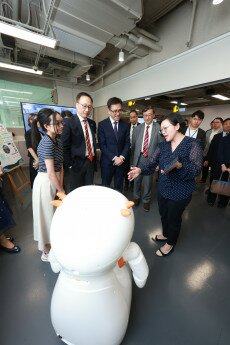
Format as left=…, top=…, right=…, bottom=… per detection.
left=123, top=242, right=149, bottom=288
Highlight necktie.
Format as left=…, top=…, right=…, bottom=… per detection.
left=114, top=121, right=118, bottom=140
left=83, top=120, right=93, bottom=161
left=143, top=125, right=149, bottom=157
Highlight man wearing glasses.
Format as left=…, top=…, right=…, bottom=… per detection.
left=131, top=106, right=161, bottom=212
left=62, top=92, right=96, bottom=192
left=98, top=97, right=130, bottom=192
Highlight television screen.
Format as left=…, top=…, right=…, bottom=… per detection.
left=20, top=102, right=77, bottom=132
left=138, top=117, right=145, bottom=124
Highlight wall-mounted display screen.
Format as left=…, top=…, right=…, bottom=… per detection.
left=20, top=102, right=77, bottom=132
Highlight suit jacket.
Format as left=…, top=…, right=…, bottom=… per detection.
left=131, top=121, right=161, bottom=166
left=61, top=115, right=97, bottom=170
left=203, top=128, right=222, bottom=156
left=128, top=122, right=140, bottom=148
left=206, top=132, right=224, bottom=166
left=98, top=117, right=130, bottom=164
left=181, top=126, right=206, bottom=151
left=218, top=134, right=230, bottom=166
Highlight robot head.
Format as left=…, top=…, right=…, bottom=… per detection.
left=50, top=186, right=134, bottom=275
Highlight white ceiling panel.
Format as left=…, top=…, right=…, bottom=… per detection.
left=52, top=0, right=142, bottom=41
left=52, top=26, right=106, bottom=57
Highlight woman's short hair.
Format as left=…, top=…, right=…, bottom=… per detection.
left=163, top=113, right=186, bottom=132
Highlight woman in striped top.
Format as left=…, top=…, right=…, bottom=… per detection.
left=32, top=108, right=64, bottom=262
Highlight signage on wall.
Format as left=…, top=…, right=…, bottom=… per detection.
left=0, top=124, right=23, bottom=172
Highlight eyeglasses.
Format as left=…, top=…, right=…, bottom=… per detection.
left=56, top=121, right=64, bottom=127
left=159, top=124, right=173, bottom=134
left=78, top=103, right=93, bottom=111
left=109, top=108, right=123, bottom=114
left=50, top=121, right=64, bottom=127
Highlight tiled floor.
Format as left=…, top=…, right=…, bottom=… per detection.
left=0, top=176, right=230, bottom=345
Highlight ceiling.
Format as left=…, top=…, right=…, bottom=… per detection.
left=0, top=0, right=185, bottom=85
left=128, top=80, right=230, bottom=112
left=0, top=0, right=229, bottom=111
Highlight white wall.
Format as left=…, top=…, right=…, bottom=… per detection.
left=92, top=32, right=230, bottom=108
left=93, top=0, right=230, bottom=89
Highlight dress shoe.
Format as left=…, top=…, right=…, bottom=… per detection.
left=133, top=199, right=140, bottom=207
left=143, top=202, right=150, bottom=212
left=0, top=244, right=21, bottom=253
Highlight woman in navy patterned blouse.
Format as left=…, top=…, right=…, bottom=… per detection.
left=128, top=113, right=203, bottom=257
left=32, top=108, right=64, bottom=262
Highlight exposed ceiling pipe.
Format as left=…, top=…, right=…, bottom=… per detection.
left=186, top=0, right=197, bottom=48
left=11, top=0, right=19, bottom=21
left=132, top=27, right=160, bottom=42
left=34, top=0, right=59, bottom=69
left=68, top=64, right=92, bottom=79
left=110, top=0, right=142, bottom=20
left=24, top=0, right=31, bottom=25
left=88, top=54, right=135, bottom=86
left=109, top=35, right=149, bottom=57
left=127, top=32, right=162, bottom=52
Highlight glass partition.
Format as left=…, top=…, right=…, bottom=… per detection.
left=0, top=80, right=53, bottom=128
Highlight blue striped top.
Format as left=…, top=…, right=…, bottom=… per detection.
left=37, top=135, right=63, bottom=172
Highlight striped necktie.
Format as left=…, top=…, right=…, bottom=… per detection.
left=83, top=120, right=93, bottom=161
left=143, top=125, right=149, bottom=157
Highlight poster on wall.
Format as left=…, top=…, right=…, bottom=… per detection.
left=0, top=124, right=23, bottom=172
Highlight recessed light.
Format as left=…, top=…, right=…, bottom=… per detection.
left=212, top=94, right=230, bottom=100
left=212, top=0, right=224, bottom=5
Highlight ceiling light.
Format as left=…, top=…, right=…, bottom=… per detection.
left=0, top=21, right=57, bottom=48
left=0, top=88, right=32, bottom=94
left=3, top=96, right=29, bottom=100
left=0, top=62, right=43, bottom=75
left=212, top=0, right=224, bottom=5
left=86, top=73, right=90, bottom=81
left=212, top=94, right=230, bottom=100
left=118, top=50, right=124, bottom=62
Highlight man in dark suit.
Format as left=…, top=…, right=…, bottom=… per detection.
left=206, top=118, right=230, bottom=206
left=131, top=106, right=161, bottom=211
left=124, top=110, right=140, bottom=191
left=62, top=92, right=96, bottom=192
left=181, top=110, right=206, bottom=150
left=98, top=97, right=130, bottom=192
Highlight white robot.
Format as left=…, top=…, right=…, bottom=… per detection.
left=49, top=186, right=149, bottom=345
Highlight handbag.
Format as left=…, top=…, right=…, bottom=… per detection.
left=210, top=173, right=230, bottom=197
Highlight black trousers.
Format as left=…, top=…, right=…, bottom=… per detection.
left=158, top=193, right=192, bottom=246
left=69, top=158, right=94, bottom=192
